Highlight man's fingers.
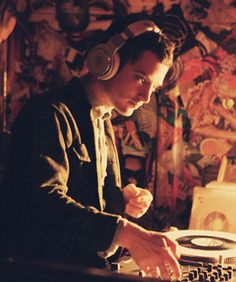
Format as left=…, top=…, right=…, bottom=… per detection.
left=162, top=257, right=181, bottom=281
left=144, top=266, right=160, bottom=278
left=123, top=184, right=153, bottom=203
left=125, top=204, right=146, bottom=218
left=129, top=193, right=152, bottom=205
left=138, top=255, right=181, bottom=281
left=123, top=184, right=140, bottom=196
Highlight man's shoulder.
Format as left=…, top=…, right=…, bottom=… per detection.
left=17, top=77, right=92, bottom=126
left=27, top=77, right=85, bottom=108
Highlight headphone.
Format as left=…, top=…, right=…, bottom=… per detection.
left=86, top=20, right=161, bottom=80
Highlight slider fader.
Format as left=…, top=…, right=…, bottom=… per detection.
left=180, top=261, right=235, bottom=281
left=109, top=256, right=236, bottom=281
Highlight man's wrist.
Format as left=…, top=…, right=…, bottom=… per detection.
left=97, top=217, right=128, bottom=258
left=116, top=219, right=147, bottom=249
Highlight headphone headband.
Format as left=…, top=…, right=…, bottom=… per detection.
left=124, top=20, right=161, bottom=38
left=87, top=20, right=161, bottom=80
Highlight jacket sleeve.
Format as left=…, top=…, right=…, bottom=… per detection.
left=7, top=100, right=122, bottom=253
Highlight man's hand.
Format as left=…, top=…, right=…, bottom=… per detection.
left=116, top=221, right=181, bottom=281
left=122, top=183, right=153, bottom=218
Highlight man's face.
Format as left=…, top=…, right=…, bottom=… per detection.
left=104, top=51, right=170, bottom=116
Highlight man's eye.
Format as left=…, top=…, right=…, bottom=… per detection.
left=136, top=74, right=146, bottom=86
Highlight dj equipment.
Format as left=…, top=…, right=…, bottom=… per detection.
left=110, top=230, right=236, bottom=281
left=86, top=20, right=161, bottom=80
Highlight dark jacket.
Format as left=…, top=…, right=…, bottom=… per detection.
left=0, top=77, right=125, bottom=268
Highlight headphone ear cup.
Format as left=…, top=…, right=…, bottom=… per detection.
left=86, top=43, right=120, bottom=80
left=102, top=52, right=120, bottom=80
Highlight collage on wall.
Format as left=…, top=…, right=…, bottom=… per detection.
left=1, top=0, right=236, bottom=230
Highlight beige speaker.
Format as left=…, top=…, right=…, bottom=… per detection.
left=189, top=182, right=236, bottom=233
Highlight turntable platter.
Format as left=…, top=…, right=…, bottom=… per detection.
left=166, top=230, right=236, bottom=265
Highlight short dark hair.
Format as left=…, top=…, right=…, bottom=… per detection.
left=104, top=14, right=175, bottom=69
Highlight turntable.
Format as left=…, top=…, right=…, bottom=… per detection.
left=165, top=229, right=236, bottom=266
left=110, top=229, right=236, bottom=281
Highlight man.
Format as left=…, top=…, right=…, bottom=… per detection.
left=0, top=15, right=181, bottom=280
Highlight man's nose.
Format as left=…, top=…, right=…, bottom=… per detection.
left=138, top=85, right=153, bottom=104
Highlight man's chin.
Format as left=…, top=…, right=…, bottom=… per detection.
left=117, top=108, right=135, bottom=117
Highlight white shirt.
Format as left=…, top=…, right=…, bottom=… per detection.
left=90, top=106, right=111, bottom=189
left=87, top=93, right=125, bottom=259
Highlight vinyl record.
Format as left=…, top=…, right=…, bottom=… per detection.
left=177, top=235, right=236, bottom=251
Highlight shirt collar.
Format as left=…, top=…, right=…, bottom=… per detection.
left=87, top=90, right=112, bottom=120
left=93, top=106, right=112, bottom=120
